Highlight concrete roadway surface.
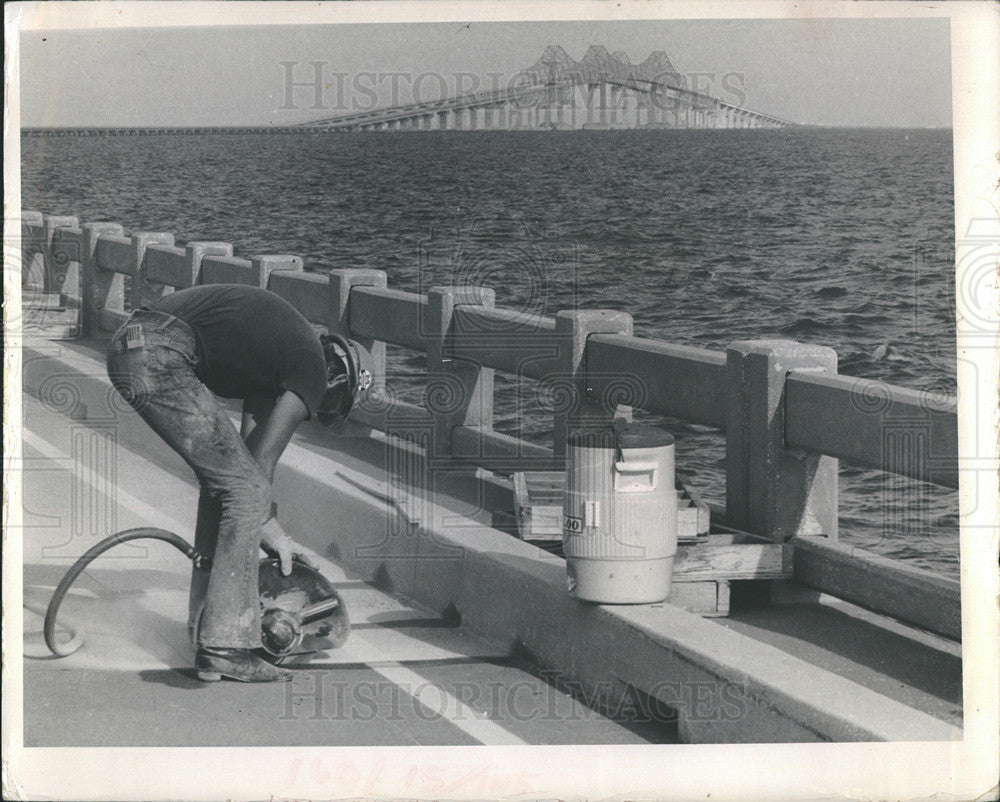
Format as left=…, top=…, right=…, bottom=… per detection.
left=19, top=392, right=677, bottom=747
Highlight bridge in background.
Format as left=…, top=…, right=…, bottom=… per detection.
left=299, top=45, right=795, bottom=132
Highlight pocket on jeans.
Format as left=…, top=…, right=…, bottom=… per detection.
left=163, top=330, right=198, bottom=368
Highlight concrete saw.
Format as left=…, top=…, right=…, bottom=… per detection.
left=258, top=557, right=350, bottom=662
left=40, top=527, right=351, bottom=660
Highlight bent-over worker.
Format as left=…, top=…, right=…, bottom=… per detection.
left=107, top=283, right=359, bottom=683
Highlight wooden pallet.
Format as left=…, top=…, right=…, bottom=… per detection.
left=669, top=529, right=793, bottom=616
left=512, top=470, right=711, bottom=544
left=512, top=471, right=564, bottom=541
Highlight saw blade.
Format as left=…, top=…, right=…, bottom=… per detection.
left=257, top=558, right=351, bottom=659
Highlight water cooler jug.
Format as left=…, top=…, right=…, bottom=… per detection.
left=563, top=422, right=677, bottom=603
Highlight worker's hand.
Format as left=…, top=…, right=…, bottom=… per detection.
left=260, top=517, right=319, bottom=576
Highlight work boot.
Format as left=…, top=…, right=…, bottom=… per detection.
left=195, top=647, right=293, bottom=683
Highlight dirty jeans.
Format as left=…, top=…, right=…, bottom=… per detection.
left=107, top=309, right=268, bottom=649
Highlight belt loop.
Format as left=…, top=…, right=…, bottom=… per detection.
left=156, top=313, right=177, bottom=333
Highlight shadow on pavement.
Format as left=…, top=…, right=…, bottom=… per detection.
left=138, top=668, right=205, bottom=690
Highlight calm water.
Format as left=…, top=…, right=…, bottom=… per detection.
left=21, top=128, right=959, bottom=574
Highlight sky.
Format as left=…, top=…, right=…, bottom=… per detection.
left=18, top=17, right=953, bottom=127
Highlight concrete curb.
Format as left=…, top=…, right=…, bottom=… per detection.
left=22, top=339, right=961, bottom=743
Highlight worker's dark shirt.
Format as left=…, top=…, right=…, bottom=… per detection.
left=150, top=284, right=327, bottom=418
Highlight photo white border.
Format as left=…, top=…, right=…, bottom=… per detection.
left=4, top=2, right=998, bottom=800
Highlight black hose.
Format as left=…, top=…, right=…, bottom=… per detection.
left=44, top=528, right=196, bottom=657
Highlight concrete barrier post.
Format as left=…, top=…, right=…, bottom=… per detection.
left=184, top=242, right=233, bottom=288
left=80, top=223, right=125, bottom=338
left=42, top=215, right=79, bottom=294
left=129, top=232, right=175, bottom=310
left=250, top=255, right=303, bottom=288
left=425, top=286, right=496, bottom=460
left=20, top=212, right=46, bottom=289
left=327, top=269, right=388, bottom=410
left=725, top=339, right=839, bottom=541
left=50, top=227, right=83, bottom=304
left=553, top=309, right=633, bottom=460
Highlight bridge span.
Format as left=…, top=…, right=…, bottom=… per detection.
left=300, top=45, right=794, bottom=132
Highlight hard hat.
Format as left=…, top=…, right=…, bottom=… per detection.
left=318, top=333, right=374, bottom=427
